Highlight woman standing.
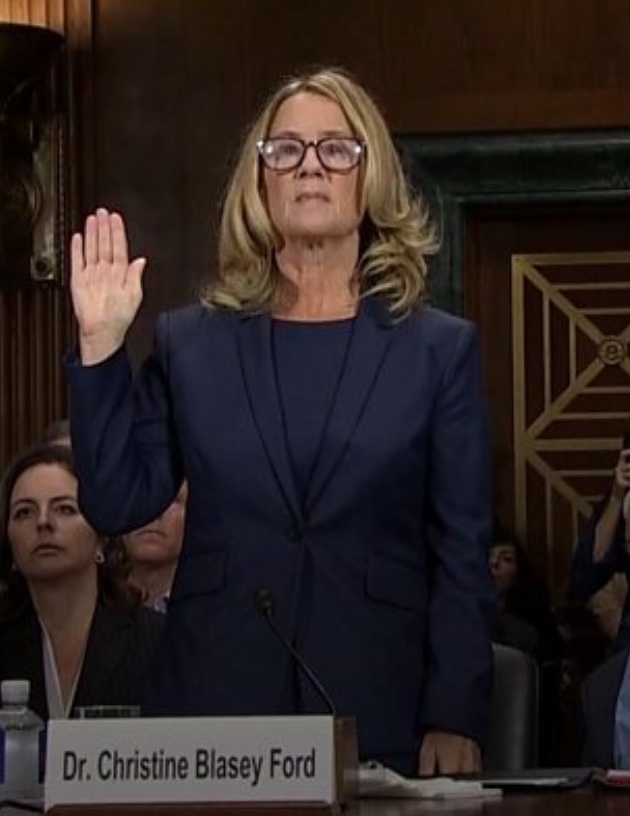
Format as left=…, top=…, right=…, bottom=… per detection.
left=66, top=67, right=495, bottom=776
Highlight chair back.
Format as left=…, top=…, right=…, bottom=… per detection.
left=485, top=643, right=539, bottom=770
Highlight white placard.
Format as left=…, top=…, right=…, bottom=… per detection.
left=44, top=715, right=335, bottom=810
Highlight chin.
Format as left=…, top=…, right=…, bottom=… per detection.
left=133, top=545, right=171, bottom=562
left=286, top=223, right=349, bottom=241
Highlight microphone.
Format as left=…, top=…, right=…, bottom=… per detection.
left=254, top=588, right=337, bottom=717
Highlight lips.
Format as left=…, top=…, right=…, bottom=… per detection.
left=133, top=527, right=165, bottom=538
left=32, top=542, right=63, bottom=555
left=295, top=192, right=329, bottom=202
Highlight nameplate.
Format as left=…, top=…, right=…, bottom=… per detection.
left=44, top=715, right=336, bottom=810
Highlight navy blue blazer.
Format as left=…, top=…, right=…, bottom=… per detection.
left=67, top=298, right=495, bottom=761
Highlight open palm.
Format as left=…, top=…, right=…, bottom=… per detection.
left=71, top=208, right=146, bottom=362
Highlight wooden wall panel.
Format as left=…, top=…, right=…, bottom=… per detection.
left=378, top=0, right=630, bottom=132
left=87, top=0, right=630, bottom=366
left=464, top=204, right=630, bottom=601
left=0, top=289, right=74, bottom=468
left=7, top=0, right=630, bottom=467
left=0, top=0, right=63, bottom=27
left=0, top=0, right=86, bottom=469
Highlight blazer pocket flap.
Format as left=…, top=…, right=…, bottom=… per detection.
left=175, top=550, right=226, bottom=600
left=366, top=555, right=425, bottom=613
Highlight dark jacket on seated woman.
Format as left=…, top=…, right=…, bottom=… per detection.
left=0, top=598, right=163, bottom=720
left=0, top=444, right=164, bottom=719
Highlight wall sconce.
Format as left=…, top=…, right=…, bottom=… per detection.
left=0, top=23, right=65, bottom=287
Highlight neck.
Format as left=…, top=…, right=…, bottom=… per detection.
left=274, top=235, right=359, bottom=320
left=29, top=575, right=98, bottom=638
left=129, top=564, right=175, bottom=605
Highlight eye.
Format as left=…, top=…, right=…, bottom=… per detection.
left=55, top=502, right=78, bottom=516
left=277, top=140, right=302, bottom=158
left=11, top=506, right=33, bottom=521
left=325, top=139, right=358, bottom=158
left=321, top=140, right=345, bottom=157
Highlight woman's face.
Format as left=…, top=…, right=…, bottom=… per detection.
left=125, top=481, right=187, bottom=567
left=7, top=463, right=100, bottom=584
left=489, top=543, right=518, bottom=593
left=261, top=91, right=363, bottom=243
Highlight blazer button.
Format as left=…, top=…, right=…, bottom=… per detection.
left=288, top=525, right=303, bottom=542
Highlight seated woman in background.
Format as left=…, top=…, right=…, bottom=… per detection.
left=490, top=532, right=564, bottom=764
left=38, top=418, right=71, bottom=447
left=490, top=533, right=562, bottom=663
left=0, top=444, right=164, bottom=719
left=124, top=481, right=188, bottom=613
left=571, top=442, right=630, bottom=651
left=588, top=573, right=628, bottom=646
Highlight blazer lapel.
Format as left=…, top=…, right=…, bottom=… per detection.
left=235, top=313, right=303, bottom=523
left=0, top=608, right=48, bottom=719
left=73, top=602, right=131, bottom=709
left=305, top=297, right=394, bottom=515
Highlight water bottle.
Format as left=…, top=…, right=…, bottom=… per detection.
left=0, top=680, right=45, bottom=801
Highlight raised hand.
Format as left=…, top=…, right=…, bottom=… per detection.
left=70, top=208, right=147, bottom=365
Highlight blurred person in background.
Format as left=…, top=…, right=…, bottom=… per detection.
left=0, top=444, right=163, bottom=719
left=572, top=441, right=630, bottom=651
left=125, top=482, right=187, bottom=612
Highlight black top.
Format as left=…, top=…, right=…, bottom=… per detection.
left=0, top=599, right=164, bottom=720
left=571, top=493, right=630, bottom=650
left=272, top=317, right=355, bottom=504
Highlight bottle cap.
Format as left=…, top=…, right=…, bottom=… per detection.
left=1, top=679, right=30, bottom=705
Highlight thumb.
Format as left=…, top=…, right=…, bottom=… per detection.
left=127, top=257, right=147, bottom=290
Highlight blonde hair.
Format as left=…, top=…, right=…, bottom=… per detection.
left=203, top=67, right=438, bottom=317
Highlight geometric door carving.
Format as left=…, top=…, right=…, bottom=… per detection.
left=512, top=251, right=630, bottom=566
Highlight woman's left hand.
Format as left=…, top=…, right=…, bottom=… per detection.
left=418, top=731, right=481, bottom=775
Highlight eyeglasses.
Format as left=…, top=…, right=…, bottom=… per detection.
left=257, top=137, right=365, bottom=173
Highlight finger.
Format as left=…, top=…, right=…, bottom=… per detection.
left=418, top=742, right=437, bottom=776
left=468, top=746, right=481, bottom=773
left=111, top=212, right=129, bottom=266
left=84, top=214, right=97, bottom=266
left=462, top=743, right=481, bottom=773
left=436, top=749, right=458, bottom=775
left=97, top=208, right=113, bottom=263
left=70, top=233, right=84, bottom=278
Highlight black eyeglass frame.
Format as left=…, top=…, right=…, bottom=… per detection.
left=256, top=137, right=366, bottom=173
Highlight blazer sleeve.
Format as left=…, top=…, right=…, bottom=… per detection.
left=419, top=321, right=496, bottom=745
left=570, top=496, right=629, bottom=600
left=65, top=313, right=183, bottom=534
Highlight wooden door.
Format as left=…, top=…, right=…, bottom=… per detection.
left=465, top=203, right=630, bottom=601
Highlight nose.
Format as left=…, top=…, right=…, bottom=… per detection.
left=36, top=505, right=54, bottom=529
left=297, top=142, right=324, bottom=175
